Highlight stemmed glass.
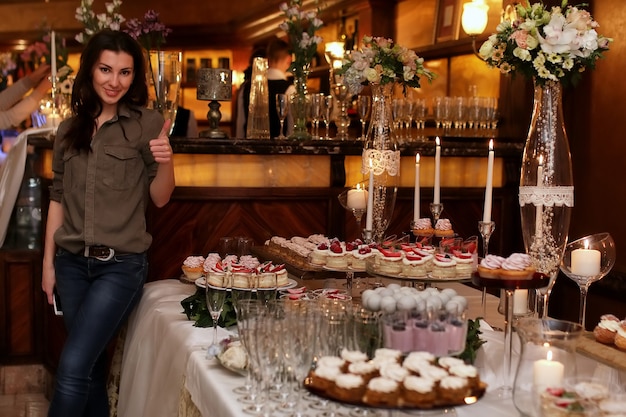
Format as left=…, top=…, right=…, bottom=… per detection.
left=309, top=93, right=323, bottom=139
left=331, top=84, right=350, bottom=140
left=478, top=220, right=496, bottom=317
left=323, top=95, right=334, bottom=140
left=205, top=276, right=228, bottom=355
left=275, top=93, right=289, bottom=139
left=337, top=185, right=367, bottom=230
left=560, top=232, right=616, bottom=328
left=357, top=95, right=371, bottom=141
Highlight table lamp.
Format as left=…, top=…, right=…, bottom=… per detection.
left=197, top=68, right=232, bottom=138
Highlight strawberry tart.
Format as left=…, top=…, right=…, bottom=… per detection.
left=326, top=238, right=350, bottom=269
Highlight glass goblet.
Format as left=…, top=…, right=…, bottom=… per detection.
left=357, top=95, right=371, bottom=141
left=276, top=93, right=289, bottom=139
left=560, top=232, right=616, bottom=328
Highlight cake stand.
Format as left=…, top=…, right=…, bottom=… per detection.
left=471, top=272, right=551, bottom=398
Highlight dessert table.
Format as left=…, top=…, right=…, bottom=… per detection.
left=115, top=278, right=623, bottom=417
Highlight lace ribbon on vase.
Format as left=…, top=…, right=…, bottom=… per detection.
left=518, top=186, right=574, bottom=207
left=361, top=149, right=400, bottom=177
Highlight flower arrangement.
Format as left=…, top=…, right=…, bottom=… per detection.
left=278, top=0, right=324, bottom=77
left=479, top=0, right=612, bottom=86
left=124, top=9, right=172, bottom=51
left=75, top=0, right=125, bottom=44
left=341, top=35, right=436, bottom=95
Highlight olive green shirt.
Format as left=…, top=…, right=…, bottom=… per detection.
left=49, top=105, right=164, bottom=255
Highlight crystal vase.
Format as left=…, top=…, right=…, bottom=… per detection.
left=146, top=50, right=182, bottom=135
left=362, top=83, right=400, bottom=243
left=519, top=79, right=574, bottom=318
left=289, top=66, right=311, bottom=140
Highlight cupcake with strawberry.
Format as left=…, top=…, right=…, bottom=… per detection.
left=326, top=238, right=349, bottom=269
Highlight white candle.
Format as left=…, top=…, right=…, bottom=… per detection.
left=434, top=137, right=441, bottom=205
left=414, top=154, right=420, bottom=222
left=365, top=159, right=374, bottom=231
left=533, top=351, right=564, bottom=391
left=347, top=185, right=368, bottom=210
left=50, top=30, right=57, bottom=80
left=571, top=242, right=601, bottom=276
left=483, top=139, right=494, bottom=223
left=535, top=156, right=543, bottom=239
left=513, top=289, right=528, bottom=315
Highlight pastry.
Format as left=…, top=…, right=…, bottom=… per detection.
left=434, top=218, right=454, bottom=237
left=351, top=245, right=376, bottom=269
left=500, top=253, right=535, bottom=279
left=412, top=218, right=434, bottom=237
left=477, top=254, right=505, bottom=278
left=377, top=247, right=403, bottom=274
left=363, top=377, right=399, bottom=407
left=402, top=376, right=436, bottom=408
left=437, top=375, right=470, bottom=404
left=326, top=240, right=349, bottom=269
left=310, top=242, right=329, bottom=266
left=430, top=254, right=457, bottom=279
left=330, top=373, right=365, bottom=402
left=593, top=314, right=621, bottom=344
left=401, top=251, right=429, bottom=278
left=181, top=255, right=205, bottom=280
left=452, top=253, right=474, bottom=276
left=614, top=324, right=626, bottom=351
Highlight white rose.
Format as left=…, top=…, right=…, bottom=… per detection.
left=540, top=14, right=578, bottom=54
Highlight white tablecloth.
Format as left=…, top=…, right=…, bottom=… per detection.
left=116, top=279, right=619, bottom=417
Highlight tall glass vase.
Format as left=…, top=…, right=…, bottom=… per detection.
left=362, top=83, right=400, bottom=243
left=146, top=50, right=182, bottom=135
left=289, top=66, right=311, bottom=140
left=519, top=79, right=574, bottom=318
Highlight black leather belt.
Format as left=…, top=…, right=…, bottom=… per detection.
left=84, top=246, right=115, bottom=261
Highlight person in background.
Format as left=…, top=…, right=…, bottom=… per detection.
left=265, top=38, right=295, bottom=138
left=234, top=46, right=266, bottom=138
left=0, top=64, right=51, bottom=129
left=171, top=105, right=198, bottom=137
left=41, top=29, right=175, bottom=417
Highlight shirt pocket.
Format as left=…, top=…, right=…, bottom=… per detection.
left=102, top=145, right=143, bottom=190
left=62, top=149, right=80, bottom=192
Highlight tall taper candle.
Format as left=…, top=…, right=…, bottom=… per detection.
left=50, top=30, right=57, bottom=80
left=482, top=139, right=494, bottom=222
left=434, top=137, right=441, bottom=205
left=365, top=159, right=374, bottom=231
left=414, top=154, right=420, bottom=222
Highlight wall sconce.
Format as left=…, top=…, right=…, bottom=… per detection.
left=461, top=0, right=489, bottom=58
left=196, top=68, right=232, bottom=138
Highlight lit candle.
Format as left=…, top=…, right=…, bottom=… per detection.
left=50, top=30, right=57, bottom=81
left=414, top=154, right=420, bottom=222
left=513, top=289, right=528, bottom=315
left=434, top=137, right=441, bottom=205
left=571, top=240, right=601, bottom=276
left=347, top=184, right=368, bottom=210
left=482, top=139, right=494, bottom=223
left=533, top=351, right=564, bottom=391
left=365, top=159, right=374, bottom=231
left=535, top=155, right=543, bottom=238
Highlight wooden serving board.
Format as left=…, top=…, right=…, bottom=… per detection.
left=576, top=331, right=626, bottom=372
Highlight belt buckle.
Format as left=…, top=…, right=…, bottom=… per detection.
left=84, top=246, right=115, bottom=261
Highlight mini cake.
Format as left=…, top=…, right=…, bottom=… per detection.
left=437, top=375, right=470, bottom=404
left=402, top=376, right=437, bottom=408
left=377, top=248, right=403, bottom=274
left=500, top=253, right=535, bottom=279
left=181, top=255, right=205, bottom=280
left=310, top=242, right=330, bottom=266
left=351, top=245, right=376, bottom=270
left=348, top=361, right=379, bottom=383
left=593, top=314, right=621, bottom=344
left=330, top=373, right=365, bottom=402
left=401, top=251, right=429, bottom=278
left=326, top=240, right=349, bottom=269
left=448, top=364, right=479, bottom=389
left=452, top=253, right=474, bottom=277
left=430, top=254, right=457, bottom=279
left=308, top=365, right=341, bottom=391
left=437, top=357, right=465, bottom=370
left=477, top=254, right=506, bottom=278
left=363, top=377, right=399, bottom=407
left=379, top=362, right=410, bottom=382
left=341, top=348, right=368, bottom=366
left=413, top=218, right=434, bottom=237
left=614, top=325, right=626, bottom=351
left=417, top=364, right=449, bottom=382
left=434, top=218, right=454, bottom=237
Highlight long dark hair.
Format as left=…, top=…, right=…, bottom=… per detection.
left=65, top=29, right=148, bottom=151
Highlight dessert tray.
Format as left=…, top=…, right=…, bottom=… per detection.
left=194, top=277, right=298, bottom=291
left=303, top=375, right=486, bottom=410
left=322, top=265, right=366, bottom=273
left=365, top=263, right=472, bottom=282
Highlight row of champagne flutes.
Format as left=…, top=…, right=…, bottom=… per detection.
left=432, top=96, right=498, bottom=132
left=219, top=292, right=384, bottom=417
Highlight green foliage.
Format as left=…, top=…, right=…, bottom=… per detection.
left=456, top=318, right=487, bottom=364
left=180, top=287, right=238, bottom=328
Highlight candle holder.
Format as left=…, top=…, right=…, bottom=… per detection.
left=362, top=229, right=373, bottom=245
left=429, top=202, right=444, bottom=225
left=478, top=220, right=496, bottom=318
left=559, top=232, right=615, bottom=329
left=337, top=188, right=366, bottom=230
left=512, top=318, right=584, bottom=416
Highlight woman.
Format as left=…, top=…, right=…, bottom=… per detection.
left=41, top=30, right=175, bottom=417
left=0, top=63, right=51, bottom=129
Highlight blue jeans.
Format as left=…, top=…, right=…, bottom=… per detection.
left=47, top=249, right=147, bottom=417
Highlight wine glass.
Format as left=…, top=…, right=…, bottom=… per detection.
left=357, top=95, right=371, bottom=141
left=309, top=93, right=323, bottom=139
left=337, top=185, right=367, bottom=229
left=323, top=95, right=334, bottom=140
left=331, top=84, right=350, bottom=140
left=276, top=93, right=289, bottom=139
left=205, top=277, right=227, bottom=354
left=560, top=232, right=616, bottom=328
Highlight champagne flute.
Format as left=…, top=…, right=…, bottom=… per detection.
left=357, top=95, right=371, bottom=141
left=323, top=95, right=334, bottom=140
left=309, top=93, right=323, bottom=139
left=276, top=93, right=289, bottom=139
left=205, top=277, right=227, bottom=354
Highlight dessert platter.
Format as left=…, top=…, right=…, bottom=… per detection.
left=304, top=348, right=487, bottom=410
left=194, top=276, right=298, bottom=291
left=471, top=253, right=551, bottom=289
